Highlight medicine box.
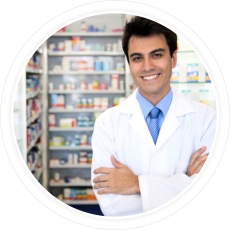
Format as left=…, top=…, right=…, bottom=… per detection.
left=60, top=118, right=76, bottom=128
left=181, top=90, right=191, bottom=100
left=171, top=64, right=179, bottom=82
left=199, top=89, right=209, bottom=105
left=187, top=63, right=199, bottom=82
left=49, top=114, right=56, bottom=127
left=206, top=72, right=211, bottom=82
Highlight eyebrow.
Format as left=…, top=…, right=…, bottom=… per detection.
left=129, top=48, right=166, bottom=59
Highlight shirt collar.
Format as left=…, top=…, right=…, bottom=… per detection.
left=136, top=87, right=172, bottom=119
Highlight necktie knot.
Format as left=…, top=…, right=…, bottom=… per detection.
left=150, top=107, right=160, bottom=119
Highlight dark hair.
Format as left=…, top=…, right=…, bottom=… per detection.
left=122, top=16, right=177, bottom=64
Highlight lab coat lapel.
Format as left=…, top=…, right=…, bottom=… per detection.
left=113, top=89, right=155, bottom=151
left=154, top=99, right=179, bottom=153
left=154, top=88, right=197, bottom=153
left=129, top=101, right=155, bottom=151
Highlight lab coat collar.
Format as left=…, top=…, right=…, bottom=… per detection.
left=113, top=87, right=197, bottom=116
left=113, top=88, right=197, bottom=151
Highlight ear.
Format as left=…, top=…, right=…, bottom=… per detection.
left=171, top=50, right=177, bottom=68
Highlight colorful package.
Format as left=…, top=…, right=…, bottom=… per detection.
left=206, top=72, right=211, bottom=82
left=171, top=64, right=179, bottom=82
left=187, top=63, right=199, bottom=82
left=199, top=89, right=209, bottom=105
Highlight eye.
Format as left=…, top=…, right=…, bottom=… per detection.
left=133, top=57, right=142, bottom=61
left=152, top=53, right=162, bottom=58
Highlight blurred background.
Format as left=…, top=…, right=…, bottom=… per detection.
left=13, top=13, right=216, bottom=216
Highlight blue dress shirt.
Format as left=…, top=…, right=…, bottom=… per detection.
left=136, top=88, right=172, bottom=130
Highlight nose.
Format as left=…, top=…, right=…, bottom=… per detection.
left=142, top=57, right=155, bottom=72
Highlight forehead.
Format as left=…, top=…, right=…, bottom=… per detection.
left=128, top=34, right=169, bottom=53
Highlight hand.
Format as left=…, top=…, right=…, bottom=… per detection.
left=93, top=155, right=140, bottom=195
left=187, top=146, right=209, bottom=177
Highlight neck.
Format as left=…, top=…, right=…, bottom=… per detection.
left=139, top=86, right=170, bottom=106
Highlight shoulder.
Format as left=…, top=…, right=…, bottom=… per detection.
left=94, top=107, right=117, bottom=133
left=185, top=98, right=216, bottom=124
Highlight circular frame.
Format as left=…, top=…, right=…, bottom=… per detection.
left=1, top=1, right=228, bottom=229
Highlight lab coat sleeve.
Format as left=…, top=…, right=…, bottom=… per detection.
left=139, top=107, right=216, bottom=212
left=91, top=115, right=143, bottom=216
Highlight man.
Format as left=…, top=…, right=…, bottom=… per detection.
left=91, top=16, right=216, bottom=216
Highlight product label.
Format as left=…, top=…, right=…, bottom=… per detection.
left=187, top=63, right=199, bottom=82
left=171, top=64, right=179, bottom=82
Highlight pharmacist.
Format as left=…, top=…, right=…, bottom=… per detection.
left=91, top=16, right=216, bottom=216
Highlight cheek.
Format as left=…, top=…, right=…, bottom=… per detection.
left=130, top=65, right=141, bottom=78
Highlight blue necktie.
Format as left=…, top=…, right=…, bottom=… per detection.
left=148, top=107, right=160, bottom=144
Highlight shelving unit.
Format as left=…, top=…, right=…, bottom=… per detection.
left=63, top=200, right=98, bottom=205
left=46, top=14, right=128, bottom=214
left=27, top=110, right=43, bottom=126
left=48, top=51, right=124, bottom=56
left=49, top=146, right=92, bottom=150
left=50, top=180, right=91, bottom=187
left=13, top=44, right=48, bottom=188
left=49, top=90, right=125, bottom=94
left=49, top=108, right=107, bottom=113
left=49, top=127, right=93, bottom=131
left=49, top=70, right=125, bottom=75
left=27, top=130, right=43, bottom=154
left=50, top=164, right=92, bottom=168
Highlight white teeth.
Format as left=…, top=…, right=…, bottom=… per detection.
left=143, top=74, right=159, bottom=80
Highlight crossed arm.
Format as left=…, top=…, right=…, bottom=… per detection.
left=91, top=107, right=215, bottom=216
left=93, top=147, right=209, bottom=196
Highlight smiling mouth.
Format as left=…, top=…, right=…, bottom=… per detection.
left=141, top=74, right=161, bottom=80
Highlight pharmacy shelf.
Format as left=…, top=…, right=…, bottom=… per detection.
left=26, top=68, right=43, bottom=74
left=30, top=149, right=44, bottom=171
left=50, top=164, right=92, bottom=168
left=27, top=130, right=42, bottom=154
left=48, top=51, right=124, bottom=56
left=63, top=200, right=98, bottom=205
left=48, top=70, right=125, bottom=75
left=49, top=146, right=92, bottom=150
left=49, top=127, right=94, bottom=131
left=49, top=90, right=125, bottom=94
left=30, top=159, right=39, bottom=172
left=49, top=108, right=107, bottom=113
left=53, top=32, right=123, bottom=37
left=26, top=90, right=42, bottom=100
left=27, top=110, right=43, bottom=127
left=50, top=180, right=92, bottom=187
left=35, top=167, right=43, bottom=180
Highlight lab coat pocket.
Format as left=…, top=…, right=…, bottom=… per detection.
left=175, top=161, right=189, bottom=174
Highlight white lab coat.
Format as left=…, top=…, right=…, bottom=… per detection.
left=91, top=88, right=216, bottom=216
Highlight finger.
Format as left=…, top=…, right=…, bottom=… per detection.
left=93, top=167, right=113, bottom=174
left=195, top=159, right=206, bottom=174
left=193, top=153, right=209, bottom=170
left=93, top=175, right=108, bottom=183
left=93, top=182, right=109, bottom=190
left=97, top=188, right=112, bottom=195
left=189, top=146, right=207, bottom=165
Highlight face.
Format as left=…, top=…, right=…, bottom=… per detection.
left=128, top=34, right=177, bottom=103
